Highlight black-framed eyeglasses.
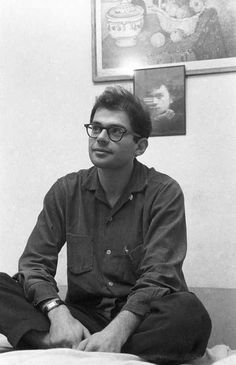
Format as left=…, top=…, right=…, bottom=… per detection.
left=84, top=123, right=141, bottom=142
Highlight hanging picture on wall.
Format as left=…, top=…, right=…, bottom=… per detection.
left=91, top=0, right=236, bottom=82
left=134, top=65, right=186, bottom=136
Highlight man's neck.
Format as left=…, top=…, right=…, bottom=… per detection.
left=97, top=162, right=134, bottom=207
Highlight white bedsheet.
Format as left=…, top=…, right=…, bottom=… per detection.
left=0, top=334, right=235, bottom=365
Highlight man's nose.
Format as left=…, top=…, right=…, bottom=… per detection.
left=97, top=128, right=109, bottom=142
left=153, top=97, right=160, bottom=104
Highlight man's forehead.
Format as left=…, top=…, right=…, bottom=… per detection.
left=92, top=108, right=130, bottom=127
left=150, top=85, right=168, bottom=95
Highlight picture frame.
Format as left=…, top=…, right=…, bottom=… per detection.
left=91, top=0, right=236, bottom=82
left=134, top=65, right=186, bottom=136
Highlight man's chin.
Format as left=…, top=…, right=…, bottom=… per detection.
left=90, top=156, right=113, bottom=169
left=154, top=109, right=165, bottom=116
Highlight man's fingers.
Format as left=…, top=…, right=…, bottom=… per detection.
left=83, top=327, right=91, bottom=339
left=77, top=338, right=88, bottom=351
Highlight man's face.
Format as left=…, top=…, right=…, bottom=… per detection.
left=88, top=108, right=138, bottom=170
left=149, top=85, right=172, bottom=116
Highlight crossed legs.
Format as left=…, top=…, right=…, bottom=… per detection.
left=0, top=273, right=211, bottom=364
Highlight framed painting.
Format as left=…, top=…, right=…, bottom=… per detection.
left=91, top=0, right=236, bottom=82
left=134, top=65, right=186, bottom=136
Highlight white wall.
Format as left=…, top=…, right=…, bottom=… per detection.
left=0, top=0, right=235, bottom=288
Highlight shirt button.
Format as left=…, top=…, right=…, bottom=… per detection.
left=106, top=249, right=111, bottom=255
left=124, top=246, right=129, bottom=254
left=107, top=217, right=113, bottom=223
left=129, top=194, right=133, bottom=200
left=108, top=281, right=114, bottom=287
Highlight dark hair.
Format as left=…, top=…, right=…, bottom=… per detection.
left=90, top=86, right=152, bottom=139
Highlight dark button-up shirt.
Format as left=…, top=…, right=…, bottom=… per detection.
left=17, top=159, right=188, bottom=319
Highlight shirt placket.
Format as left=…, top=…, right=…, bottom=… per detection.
left=101, top=193, right=135, bottom=291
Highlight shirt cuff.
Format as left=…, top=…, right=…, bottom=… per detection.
left=29, top=281, right=60, bottom=307
left=122, top=286, right=171, bottom=317
left=121, top=290, right=152, bottom=317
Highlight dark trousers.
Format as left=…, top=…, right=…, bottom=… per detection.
left=0, top=273, right=211, bottom=365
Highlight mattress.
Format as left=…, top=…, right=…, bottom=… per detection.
left=0, top=334, right=235, bottom=365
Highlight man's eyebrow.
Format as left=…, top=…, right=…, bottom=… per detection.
left=152, top=92, right=163, bottom=97
left=91, top=121, right=126, bottom=128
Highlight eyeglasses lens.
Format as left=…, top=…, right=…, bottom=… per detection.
left=86, top=125, right=125, bottom=142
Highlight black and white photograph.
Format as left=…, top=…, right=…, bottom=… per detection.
left=134, top=66, right=186, bottom=136
left=0, top=1, right=236, bottom=364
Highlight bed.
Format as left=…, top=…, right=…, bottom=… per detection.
left=1, top=287, right=235, bottom=364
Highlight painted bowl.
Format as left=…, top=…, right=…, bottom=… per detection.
left=156, top=8, right=201, bottom=36
left=106, top=2, right=144, bottom=47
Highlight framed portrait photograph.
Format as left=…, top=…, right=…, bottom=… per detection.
left=91, top=0, right=236, bottom=82
left=134, top=65, right=186, bottom=136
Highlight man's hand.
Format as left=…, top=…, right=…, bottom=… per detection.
left=78, top=328, right=122, bottom=352
left=78, top=310, right=141, bottom=353
left=47, top=304, right=90, bottom=349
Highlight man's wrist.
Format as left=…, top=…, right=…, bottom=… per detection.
left=104, top=310, right=142, bottom=345
left=41, top=298, right=65, bottom=314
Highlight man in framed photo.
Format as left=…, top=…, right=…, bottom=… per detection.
left=144, top=82, right=185, bottom=136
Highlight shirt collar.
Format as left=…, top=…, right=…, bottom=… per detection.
left=82, top=159, right=148, bottom=194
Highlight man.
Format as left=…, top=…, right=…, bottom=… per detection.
left=144, top=84, right=185, bottom=136
left=0, top=86, right=211, bottom=364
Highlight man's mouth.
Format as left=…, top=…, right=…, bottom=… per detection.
left=92, top=148, right=112, bottom=154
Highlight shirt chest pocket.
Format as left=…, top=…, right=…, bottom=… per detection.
left=67, top=234, right=93, bottom=274
left=103, top=243, right=143, bottom=283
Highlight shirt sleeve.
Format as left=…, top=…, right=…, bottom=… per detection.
left=122, top=179, right=188, bottom=317
left=15, top=179, right=66, bottom=306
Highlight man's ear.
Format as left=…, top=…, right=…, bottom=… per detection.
left=134, top=138, right=148, bottom=157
